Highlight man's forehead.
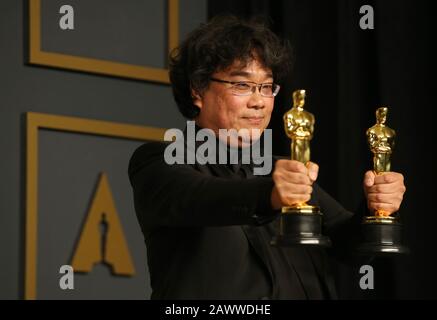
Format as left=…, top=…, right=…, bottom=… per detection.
left=222, top=59, right=273, bottom=78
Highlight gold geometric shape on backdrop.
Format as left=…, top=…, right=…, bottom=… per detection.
left=29, top=0, right=179, bottom=83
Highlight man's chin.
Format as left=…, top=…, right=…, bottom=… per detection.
left=237, top=130, right=263, bottom=148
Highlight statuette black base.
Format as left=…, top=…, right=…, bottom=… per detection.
left=271, top=206, right=331, bottom=247
left=356, top=216, right=409, bottom=254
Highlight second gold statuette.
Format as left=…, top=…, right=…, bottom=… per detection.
left=271, top=90, right=331, bottom=247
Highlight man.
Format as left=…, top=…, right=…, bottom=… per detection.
left=128, top=16, right=406, bottom=299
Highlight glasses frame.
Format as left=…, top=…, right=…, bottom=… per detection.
left=210, top=78, right=280, bottom=97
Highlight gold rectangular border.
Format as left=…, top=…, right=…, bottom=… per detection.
left=29, top=0, right=179, bottom=84
left=25, top=112, right=167, bottom=299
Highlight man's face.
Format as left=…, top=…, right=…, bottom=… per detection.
left=193, top=59, right=275, bottom=146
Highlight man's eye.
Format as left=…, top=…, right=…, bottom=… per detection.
left=234, top=83, right=251, bottom=90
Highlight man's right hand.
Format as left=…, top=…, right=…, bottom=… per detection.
left=270, top=160, right=318, bottom=210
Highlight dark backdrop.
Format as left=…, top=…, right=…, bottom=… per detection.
left=208, top=0, right=434, bottom=299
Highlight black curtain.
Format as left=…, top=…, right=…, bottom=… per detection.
left=208, top=0, right=434, bottom=299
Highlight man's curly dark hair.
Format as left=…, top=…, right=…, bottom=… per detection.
left=169, top=15, right=292, bottom=119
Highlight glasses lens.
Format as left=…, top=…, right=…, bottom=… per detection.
left=232, top=82, right=252, bottom=95
left=228, top=81, right=280, bottom=97
left=260, top=84, right=274, bottom=96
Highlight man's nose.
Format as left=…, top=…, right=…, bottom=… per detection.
left=247, top=90, right=265, bottom=109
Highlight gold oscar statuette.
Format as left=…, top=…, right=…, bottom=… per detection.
left=271, top=89, right=331, bottom=247
left=357, top=107, right=409, bottom=254
left=282, top=89, right=318, bottom=214
left=366, top=107, right=396, bottom=219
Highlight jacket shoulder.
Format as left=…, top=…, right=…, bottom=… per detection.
left=128, top=141, right=169, bottom=178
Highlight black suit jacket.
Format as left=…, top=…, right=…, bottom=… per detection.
left=128, top=137, right=362, bottom=300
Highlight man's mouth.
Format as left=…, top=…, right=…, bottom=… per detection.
left=242, top=116, right=264, bottom=124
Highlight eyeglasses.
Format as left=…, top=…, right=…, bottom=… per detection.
left=210, top=78, right=280, bottom=97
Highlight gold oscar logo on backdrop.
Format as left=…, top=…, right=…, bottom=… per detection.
left=25, top=112, right=166, bottom=299
left=71, top=172, right=135, bottom=276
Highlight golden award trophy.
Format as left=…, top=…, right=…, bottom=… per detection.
left=271, top=90, right=331, bottom=247
left=357, top=107, right=409, bottom=254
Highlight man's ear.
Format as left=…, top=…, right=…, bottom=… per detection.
left=191, top=88, right=203, bottom=109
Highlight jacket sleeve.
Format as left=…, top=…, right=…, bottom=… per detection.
left=128, top=142, right=278, bottom=228
left=312, top=184, right=367, bottom=261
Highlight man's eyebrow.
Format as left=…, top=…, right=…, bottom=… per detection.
left=229, top=71, right=274, bottom=78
